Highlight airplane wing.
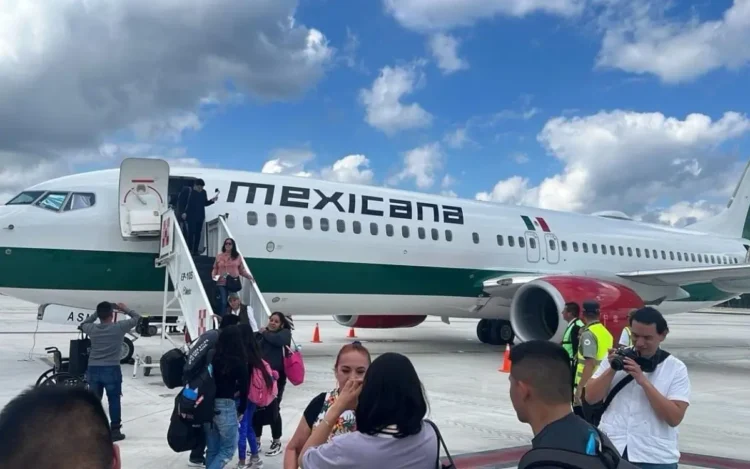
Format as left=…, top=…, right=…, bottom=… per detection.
left=617, top=263, right=750, bottom=287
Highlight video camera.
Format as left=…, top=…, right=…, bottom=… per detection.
left=610, top=346, right=662, bottom=373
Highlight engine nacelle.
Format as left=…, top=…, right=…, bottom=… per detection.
left=510, top=276, right=644, bottom=343
left=333, top=315, right=427, bottom=329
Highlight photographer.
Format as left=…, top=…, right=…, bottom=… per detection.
left=585, top=307, right=690, bottom=469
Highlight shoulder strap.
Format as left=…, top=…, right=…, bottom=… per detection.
left=598, top=349, right=672, bottom=414
left=519, top=427, right=623, bottom=469
left=424, top=419, right=456, bottom=468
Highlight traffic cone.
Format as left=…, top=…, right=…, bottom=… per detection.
left=347, top=327, right=357, bottom=338
left=312, top=323, right=322, bottom=343
left=498, top=346, right=512, bottom=373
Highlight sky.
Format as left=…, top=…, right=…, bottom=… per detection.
left=2, top=0, right=750, bottom=227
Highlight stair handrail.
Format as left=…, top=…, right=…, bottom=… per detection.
left=215, top=215, right=272, bottom=323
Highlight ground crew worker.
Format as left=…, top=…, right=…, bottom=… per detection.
left=573, top=300, right=613, bottom=421
left=618, top=309, right=637, bottom=347
left=561, top=302, right=585, bottom=417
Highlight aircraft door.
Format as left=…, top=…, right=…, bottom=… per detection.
left=119, top=158, right=170, bottom=238
left=544, top=233, right=560, bottom=264
left=524, top=231, right=541, bottom=263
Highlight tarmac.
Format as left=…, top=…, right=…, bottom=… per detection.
left=0, top=295, right=749, bottom=469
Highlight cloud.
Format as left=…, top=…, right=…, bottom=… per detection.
left=390, top=142, right=444, bottom=189
left=261, top=150, right=374, bottom=185
left=428, top=33, right=469, bottom=74
left=476, top=110, right=750, bottom=225
left=384, top=0, right=586, bottom=32
left=444, top=127, right=470, bottom=149
left=359, top=62, right=433, bottom=135
left=0, top=0, right=334, bottom=194
left=512, top=152, right=530, bottom=164
left=596, top=0, right=750, bottom=83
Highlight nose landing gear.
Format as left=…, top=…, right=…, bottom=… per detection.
left=476, top=319, right=515, bottom=346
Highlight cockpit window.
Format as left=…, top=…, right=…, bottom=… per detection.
left=35, top=192, right=69, bottom=212
left=6, top=191, right=45, bottom=205
left=64, top=193, right=96, bottom=211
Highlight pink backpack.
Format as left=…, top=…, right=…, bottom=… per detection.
left=248, top=360, right=278, bottom=407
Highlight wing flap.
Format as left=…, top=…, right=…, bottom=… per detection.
left=617, top=263, right=750, bottom=286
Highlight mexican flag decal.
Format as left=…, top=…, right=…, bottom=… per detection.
left=521, top=215, right=550, bottom=232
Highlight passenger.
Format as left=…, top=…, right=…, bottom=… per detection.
left=509, top=340, right=601, bottom=457
left=228, top=292, right=258, bottom=330
left=298, top=352, right=439, bottom=469
left=238, top=324, right=273, bottom=469
left=177, top=178, right=219, bottom=255
left=205, top=325, right=249, bottom=469
left=618, top=309, right=637, bottom=347
left=283, top=341, right=372, bottom=468
left=79, top=301, right=142, bottom=441
left=212, top=237, right=254, bottom=317
left=253, top=312, right=293, bottom=457
left=0, top=385, right=122, bottom=469
left=586, top=307, right=690, bottom=469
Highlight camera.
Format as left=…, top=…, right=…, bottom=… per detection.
left=610, top=346, right=639, bottom=371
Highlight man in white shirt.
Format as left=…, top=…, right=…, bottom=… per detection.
left=227, top=292, right=258, bottom=331
left=584, top=307, right=690, bottom=469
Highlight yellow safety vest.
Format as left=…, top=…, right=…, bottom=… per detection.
left=561, top=319, right=584, bottom=360
left=574, top=321, right=613, bottom=388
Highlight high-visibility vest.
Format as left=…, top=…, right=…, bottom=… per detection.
left=561, top=318, right=584, bottom=359
left=575, top=321, right=613, bottom=388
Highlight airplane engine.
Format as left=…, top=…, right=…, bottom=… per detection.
left=333, top=315, right=427, bottom=329
left=509, top=276, right=644, bottom=343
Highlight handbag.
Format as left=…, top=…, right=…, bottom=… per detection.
left=224, top=275, right=242, bottom=293
left=283, top=338, right=305, bottom=386
left=424, top=419, right=456, bottom=469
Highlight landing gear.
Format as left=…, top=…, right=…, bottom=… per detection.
left=476, top=319, right=515, bottom=346
left=120, top=337, right=134, bottom=365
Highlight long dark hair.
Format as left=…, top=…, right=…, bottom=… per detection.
left=239, top=324, right=273, bottom=387
left=271, top=311, right=292, bottom=330
left=213, top=325, right=246, bottom=374
left=355, top=352, right=428, bottom=439
left=222, top=237, right=240, bottom=260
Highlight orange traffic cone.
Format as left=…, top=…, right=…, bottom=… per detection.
left=347, top=327, right=357, bottom=338
left=312, top=323, right=322, bottom=343
left=498, top=346, right=512, bottom=373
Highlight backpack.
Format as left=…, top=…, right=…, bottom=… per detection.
left=177, top=363, right=216, bottom=425
left=167, top=393, right=199, bottom=453
left=249, top=360, right=278, bottom=407
left=160, top=348, right=187, bottom=389
left=518, top=427, right=639, bottom=469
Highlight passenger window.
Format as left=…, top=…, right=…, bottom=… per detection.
left=285, top=215, right=295, bottom=229
left=337, top=220, right=346, bottom=233
left=402, top=226, right=410, bottom=238
left=247, top=211, right=258, bottom=226
left=353, top=221, right=362, bottom=234
left=601, top=244, right=607, bottom=255
left=267, top=213, right=277, bottom=227
left=418, top=227, right=426, bottom=240
left=661, top=250, right=666, bottom=260
left=36, top=192, right=68, bottom=212
left=472, top=232, right=480, bottom=244
left=561, top=241, right=568, bottom=251
left=698, top=254, right=703, bottom=262
left=370, top=223, right=378, bottom=236
left=320, top=218, right=330, bottom=231
left=592, top=244, right=598, bottom=254
left=653, top=249, right=658, bottom=259
left=710, top=255, right=716, bottom=264
left=670, top=251, right=675, bottom=260
left=636, top=248, right=641, bottom=257
left=573, top=242, right=579, bottom=252
left=64, top=193, right=96, bottom=211
left=6, top=190, right=45, bottom=205
left=303, top=216, right=313, bottom=230
left=627, top=247, right=632, bottom=257
left=445, top=230, right=453, bottom=242
left=519, top=237, right=525, bottom=248
left=582, top=243, right=588, bottom=253
left=677, top=252, right=682, bottom=261
left=530, top=237, right=536, bottom=249
left=497, top=235, right=504, bottom=246
left=683, top=252, right=688, bottom=262
left=610, top=245, right=616, bottom=255
left=618, top=246, right=624, bottom=256
left=386, top=224, right=394, bottom=237
left=645, top=249, right=650, bottom=258
left=549, top=239, right=556, bottom=250
left=509, top=236, right=515, bottom=247
left=431, top=228, right=439, bottom=241
left=690, top=253, right=695, bottom=262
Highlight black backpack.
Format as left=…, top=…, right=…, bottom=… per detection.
left=167, top=393, right=199, bottom=453
left=176, top=329, right=220, bottom=425
left=160, top=348, right=187, bottom=389
left=518, top=427, right=639, bottom=469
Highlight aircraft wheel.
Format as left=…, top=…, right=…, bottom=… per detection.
left=490, top=320, right=515, bottom=346
left=120, top=337, right=135, bottom=364
left=148, top=325, right=158, bottom=336
left=476, top=319, right=493, bottom=344
left=143, top=356, right=152, bottom=377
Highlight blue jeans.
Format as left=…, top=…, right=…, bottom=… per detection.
left=237, top=400, right=258, bottom=461
left=217, top=285, right=228, bottom=317
left=205, top=398, right=239, bottom=469
left=86, top=365, right=122, bottom=428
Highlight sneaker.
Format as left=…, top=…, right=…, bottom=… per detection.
left=265, top=441, right=282, bottom=457
left=248, top=455, right=264, bottom=468
left=187, top=457, right=205, bottom=467
left=111, top=428, right=126, bottom=442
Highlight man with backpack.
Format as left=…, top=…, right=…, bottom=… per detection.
left=508, top=340, right=638, bottom=469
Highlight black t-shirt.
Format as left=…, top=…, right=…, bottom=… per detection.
left=303, top=392, right=327, bottom=428
left=531, top=413, right=598, bottom=453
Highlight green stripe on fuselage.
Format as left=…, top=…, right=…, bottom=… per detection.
left=0, top=247, right=737, bottom=303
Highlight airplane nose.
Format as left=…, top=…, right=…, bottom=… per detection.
left=0, top=206, right=26, bottom=232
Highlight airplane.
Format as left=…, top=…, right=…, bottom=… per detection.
left=1, top=157, right=750, bottom=355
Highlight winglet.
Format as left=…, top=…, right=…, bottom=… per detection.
left=686, top=160, right=750, bottom=240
